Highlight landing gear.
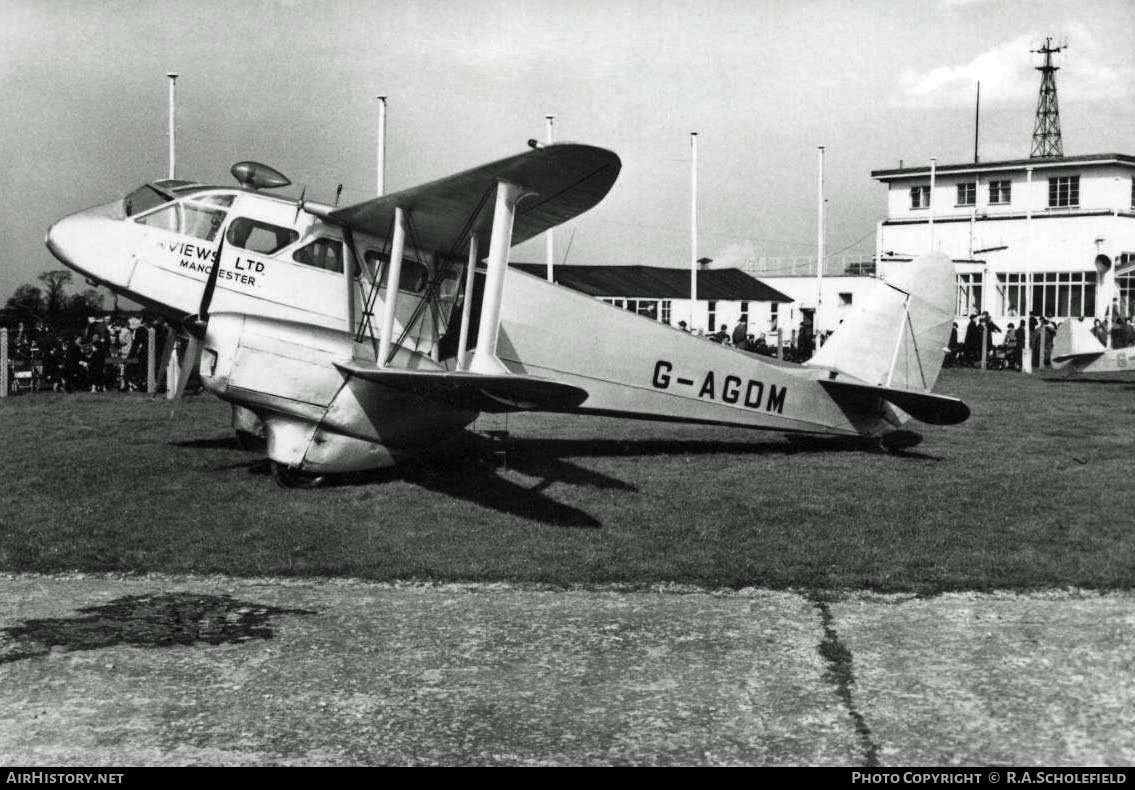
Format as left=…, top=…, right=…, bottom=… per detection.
left=271, top=461, right=326, bottom=489
left=879, top=430, right=923, bottom=453
left=235, top=429, right=266, bottom=452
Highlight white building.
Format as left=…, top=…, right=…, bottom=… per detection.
left=510, top=262, right=792, bottom=338
left=871, top=153, right=1135, bottom=329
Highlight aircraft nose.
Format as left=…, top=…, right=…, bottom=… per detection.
left=45, top=213, right=84, bottom=271
left=45, top=211, right=134, bottom=289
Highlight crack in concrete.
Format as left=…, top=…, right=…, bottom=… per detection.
left=812, top=596, right=880, bottom=767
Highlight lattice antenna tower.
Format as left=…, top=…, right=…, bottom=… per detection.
left=1030, top=37, right=1066, bottom=158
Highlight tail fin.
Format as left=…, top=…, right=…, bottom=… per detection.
left=806, top=252, right=955, bottom=392
left=1052, top=318, right=1106, bottom=362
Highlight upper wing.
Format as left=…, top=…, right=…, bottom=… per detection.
left=328, top=143, right=621, bottom=259
left=334, top=360, right=589, bottom=414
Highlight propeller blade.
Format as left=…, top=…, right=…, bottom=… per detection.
left=199, top=236, right=224, bottom=320
left=169, top=335, right=201, bottom=418
left=294, top=186, right=307, bottom=223
left=185, top=235, right=224, bottom=338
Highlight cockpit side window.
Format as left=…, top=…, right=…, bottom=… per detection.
left=293, top=238, right=343, bottom=273
left=124, top=185, right=171, bottom=217
left=134, top=203, right=226, bottom=241
left=226, top=217, right=298, bottom=255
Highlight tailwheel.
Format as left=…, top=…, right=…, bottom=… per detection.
left=271, top=461, right=326, bottom=489
left=879, top=430, right=923, bottom=453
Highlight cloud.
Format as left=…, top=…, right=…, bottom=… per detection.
left=892, top=25, right=1132, bottom=109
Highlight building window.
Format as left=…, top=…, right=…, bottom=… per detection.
left=956, top=273, right=983, bottom=316
left=997, top=271, right=1096, bottom=318
left=661, top=299, right=671, bottom=324
left=910, top=185, right=931, bottom=209
left=770, top=302, right=778, bottom=331
left=739, top=301, right=749, bottom=325
left=956, top=182, right=976, bottom=207
left=1131, top=178, right=1134, bottom=210
left=707, top=300, right=717, bottom=332
left=1047, top=176, right=1080, bottom=208
left=1119, top=274, right=1135, bottom=318
left=989, top=180, right=1011, bottom=205
left=635, top=299, right=659, bottom=320
left=839, top=292, right=853, bottom=306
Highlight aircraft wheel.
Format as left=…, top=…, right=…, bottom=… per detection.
left=879, top=430, right=923, bottom=453
left=271, top=461, right=326, bottom=489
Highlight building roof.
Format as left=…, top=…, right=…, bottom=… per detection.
left=510, top=263, right=793, bottom=302
left=871, top=152, right=1135, bottom=181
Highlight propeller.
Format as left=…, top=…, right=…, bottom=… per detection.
left=293, top=185, right=307, bottom=224
left=170, top=234, right=224, bottom=416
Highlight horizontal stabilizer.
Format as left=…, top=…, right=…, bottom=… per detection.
left=819, top=379, right=970, bottom=426
left=1052, top=319, right=1106, bottom=362
left=333, top=361, right=589, bottom=413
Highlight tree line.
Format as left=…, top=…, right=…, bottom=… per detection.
left=2, top=270, right=107, bottom=334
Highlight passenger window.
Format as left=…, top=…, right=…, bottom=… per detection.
left=135, top=203, right=226, bottom=241
left=293, top=238, right=343, bottom=273
left=379, top=259, right=429, bottom=293
left=226, top=217, right=298, bottom=254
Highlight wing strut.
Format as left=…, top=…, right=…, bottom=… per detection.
left=377, top=207, right=407, bottom=367
left=456, top=234, right=479, bottom=371
left=469, top=180, right=533, bottom=375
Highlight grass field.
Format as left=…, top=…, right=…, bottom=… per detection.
left=2, top=367, right=1134, bottom=593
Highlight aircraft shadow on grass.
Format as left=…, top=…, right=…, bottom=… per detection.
left=173, top=430, right=936, bottom=529
left=0, top=593, right=314, bottom=665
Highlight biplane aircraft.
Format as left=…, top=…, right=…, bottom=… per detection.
left=1049, top=253, right=1135, bottom=380
left=46, top=142, right=969, bottom=486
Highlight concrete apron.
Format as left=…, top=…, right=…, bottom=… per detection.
left=1, top=574, right=1132, bottom=766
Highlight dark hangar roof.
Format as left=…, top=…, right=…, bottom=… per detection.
left=510, top=263, right=793, bottom=302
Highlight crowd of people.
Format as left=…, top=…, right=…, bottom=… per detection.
left=947, top=311, right=1135, bottom=371
left=675, top=318, right=822, bottom=362
left=4, top=314, right=175, bottom=394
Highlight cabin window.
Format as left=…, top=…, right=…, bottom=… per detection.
left=707, top=300, right=717, bottom=330
left=370, top=254, right=429, bottom=294
left=910, top=185, right=930, bottom=209
left=1048, top=176, right=1079, bottom=208
left=123, top=185, right=172, bottom=217
left=661, top=299, right=671, bottom=324
left=293, top=238, right=343, bottom=273
left=989, top=180, right=1011, bottom=205
left=226, top=217, right=298, bottom=254
left=135, top=203, right=226, bottom=241
left=956, top=182, right=976, bottom=207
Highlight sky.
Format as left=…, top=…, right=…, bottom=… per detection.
left=2, top=0, right=1133, bottom=303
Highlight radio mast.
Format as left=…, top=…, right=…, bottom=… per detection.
left=1030, top=38, right=1065, bottom=158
